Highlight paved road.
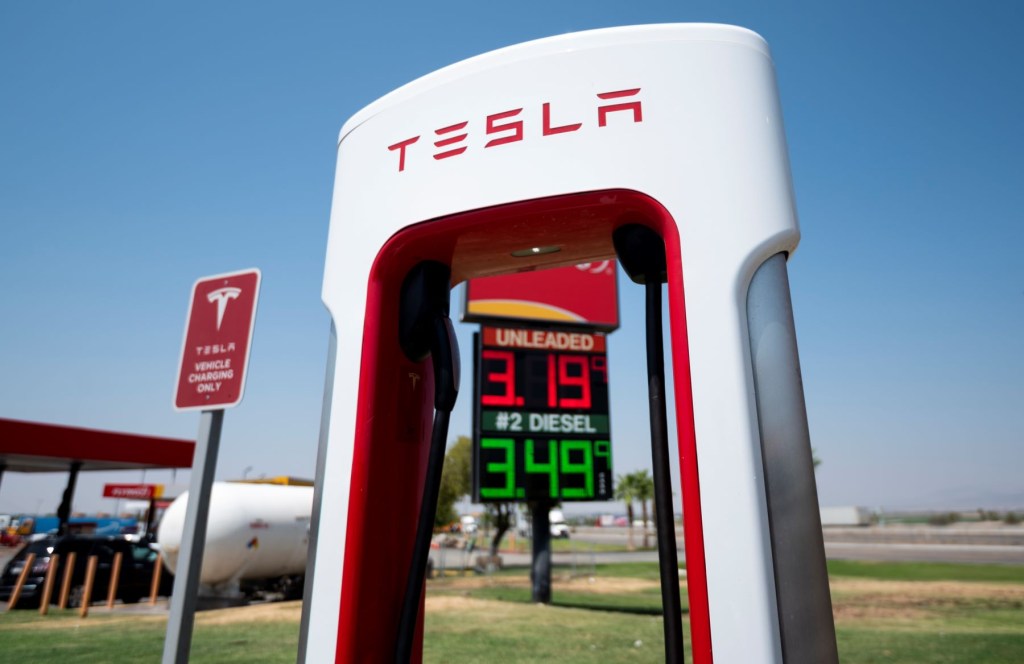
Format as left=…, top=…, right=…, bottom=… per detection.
left=825, top=541, right=1024, bottom=565
left=446, top=542, right=1024, bottom=570
left=437, top=527, right=1024, bottom=570
left=499, top=524, right=1024, bottom=569
left=6, top=527, right=1023, bottom=584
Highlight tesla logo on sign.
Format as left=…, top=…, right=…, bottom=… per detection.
left=174, top=269, right=261, bottom=411
left=388, top=88, right=644, bottom=172
left=207, top=287, right=241, bottom=330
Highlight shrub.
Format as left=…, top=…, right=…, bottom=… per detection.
left=927, top=512, right=961, bottom=526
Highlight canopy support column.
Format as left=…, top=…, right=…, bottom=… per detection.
left=57, top=461, right=82, bottom=536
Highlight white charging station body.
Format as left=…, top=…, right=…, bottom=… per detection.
left=304, top=24, right=834, bottom=663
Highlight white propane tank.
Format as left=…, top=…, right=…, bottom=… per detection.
left=158, top=482, right=312, bottom=588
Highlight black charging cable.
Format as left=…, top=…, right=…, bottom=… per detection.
left=394, top=261, right=460, bottom=663
left=614, top=225, right=684, bottom=663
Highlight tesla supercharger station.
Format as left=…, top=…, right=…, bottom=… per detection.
left=300, top=24, right=837, bottom=664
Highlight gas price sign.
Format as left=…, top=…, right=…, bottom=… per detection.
left=473, top=326, right=613, bottom=502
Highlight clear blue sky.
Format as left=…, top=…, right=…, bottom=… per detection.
left=1, top=1, right=1021, bottom=515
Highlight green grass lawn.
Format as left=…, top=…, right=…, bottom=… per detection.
left=836, top=630, right=1024, bottom=663
left=828, top=559, right=1024, bottom=584
left=471, top=560, right=669, bottom=581
left=425, top=601, right=676, bottom=662
left=827, top=561, right=1024, bottom=664
left=1, top=560, right=1021, bottom=662
left=433, top=580, right=677, bottom=615
left=425, top=564, right=1024, bottom=663
left=492, top=537, right=640, bottom=554
left=0, top=609, right=300, bottom=663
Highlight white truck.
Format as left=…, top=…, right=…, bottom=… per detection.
left=549, top=509, right=570, bottom=539
left=819, top=506, right=871, bottom=527
left=517, top=509, right=570, bottom=539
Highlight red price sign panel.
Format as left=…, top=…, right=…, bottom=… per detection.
left=174, top=269, right=261, bottom=411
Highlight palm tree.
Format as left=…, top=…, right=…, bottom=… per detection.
left=614, top=474, right=638, bottom=551
left=633, top=470, right=655, bottom=549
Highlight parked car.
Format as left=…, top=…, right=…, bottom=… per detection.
left=0, top=534, right=173, bottom=609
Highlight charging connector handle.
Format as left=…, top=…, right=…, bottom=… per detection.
left=430, top=316, right=460, bottom=412
left=395, top=262, right=459, bottom=663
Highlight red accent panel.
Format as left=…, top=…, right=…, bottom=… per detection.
left=542, top=102, right=582, bottom=135
left=0, top=418, right=195, bottom=471
left=662, top=217, right=713, bottom=664
left=336, top=257, right=434, bottom=663
left=332, top=190, right=709, bottom=663
left=484, top=108, right=524, bottom=148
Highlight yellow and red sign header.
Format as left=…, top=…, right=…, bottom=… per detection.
left=464, top=262, right=618, bottom=331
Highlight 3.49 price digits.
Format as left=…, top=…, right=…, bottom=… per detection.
left=478, top=437, right=612, bottom=500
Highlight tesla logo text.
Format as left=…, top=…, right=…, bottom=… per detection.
left=207, top=287, right=241, bottom=330
left=388, top=88, right=643, bottom=172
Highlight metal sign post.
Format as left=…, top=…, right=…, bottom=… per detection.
left=529, top=501, right=553, bottom=604
left=163, top=268, right=260, bottom=664
left=162, top=409, right=223, bottom=664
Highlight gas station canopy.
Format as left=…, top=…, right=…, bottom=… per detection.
left=0, top=417, right=195, bottom=472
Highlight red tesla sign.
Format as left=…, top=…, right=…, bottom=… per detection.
left=174, top=269, right=261, bottom=411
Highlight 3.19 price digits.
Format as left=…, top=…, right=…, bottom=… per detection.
left=481, top=350, right=607, bottom=410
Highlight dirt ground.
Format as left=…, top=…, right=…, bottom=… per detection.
left=430, top=574, right=1024, bottom=626
left=195, top=600, right=303, bottom=626
left=430, top=573, right=660, bottom=595
left=828, top=577, right=1024, bottom=622
left=9, top=574, right=1022, bottom=630
left=3, top=600, right=303, bottom=630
